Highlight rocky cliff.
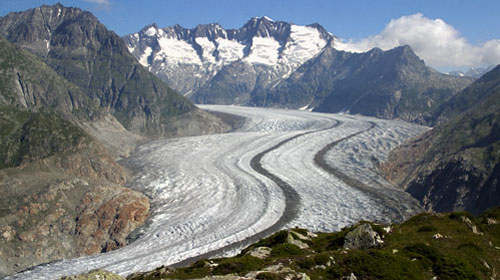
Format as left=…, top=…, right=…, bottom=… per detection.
left=382, top=65, right=500, bottom=214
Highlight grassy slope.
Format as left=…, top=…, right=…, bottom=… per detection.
left=0, top=106, right=91, bottom=169
left=127, top=208, right=500, bottom=280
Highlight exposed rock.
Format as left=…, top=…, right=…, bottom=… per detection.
left=287, top=230, right=310, bottom=249
left=0, top=171, right=149, bottom=276
left=75, top=185, right=150, bottom=254
left=246, top=247, right=271, bottom=259
left=341, top=272, right=358, bottom=280
left=60, top=269, right=125, bottom=280
left=343, top=224, right=384, bottom=250
left=460, top=216, right=483, bottom=235
left=245, top=263, right=311, bottom=280
left=0, top=128, right=149, bottom=276
left=487, top=218, right=498, bottom=225
left=433, top=233, right=445, bottom=240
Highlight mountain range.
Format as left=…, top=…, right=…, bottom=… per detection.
left=126, top=17, right=472, bottom=123
left=449, top=65, right=495, bottom=78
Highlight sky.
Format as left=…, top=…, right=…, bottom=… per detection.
left=1, top=0, right=499, bottom=71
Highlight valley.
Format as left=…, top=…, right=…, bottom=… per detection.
left=8, top=106, right=425, bottom=279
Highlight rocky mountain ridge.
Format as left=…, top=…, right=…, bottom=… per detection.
left=124, top=17, right=334, bottom=99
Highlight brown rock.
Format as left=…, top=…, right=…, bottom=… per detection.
left=75, top=185, right=149, bottom=255
left=18, top=232, right=36, bottom=242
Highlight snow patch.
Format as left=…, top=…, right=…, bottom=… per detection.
left=139, top=47, right=152, bottom=67
left=280, top=25, right=327, bottom=69
left=156, top=37, right=202, bottom=65
left=215, top=38, right=245, bottom=63
left=195, top=37, right=217, bottom=63
left=245, top=37, right=280, bottom=65
left=145, top=26, right=157, bottom=37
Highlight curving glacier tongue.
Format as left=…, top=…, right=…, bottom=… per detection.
left=8, top=106, right=427, bottom=279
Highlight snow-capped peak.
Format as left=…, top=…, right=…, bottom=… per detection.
left=123, top=17, right=336, bottom=94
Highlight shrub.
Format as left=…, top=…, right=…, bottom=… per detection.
left=213, top=255, right=264, bottom=275
left=330, top=250, right=424, bottom=280
left=417, top=226, right=437, bottom=232
left=433, top=256, right=479, bottom=280
left=256, top=272, right=282, bottom=280
left=270, top=244, right=303, bottom=257
left=314, top=253, right=331, bottom=266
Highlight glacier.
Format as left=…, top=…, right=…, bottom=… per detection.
left=7, top=105, right=428, bottom=279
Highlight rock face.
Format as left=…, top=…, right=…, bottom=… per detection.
left=343, top=224, right=384, bottom=250
left=0, top=37, right=99, bottom=121
left=126, top=18, right=471, bottom=123
left=382, top=65, right=500, bottom=214
left=0, top=3, right=228, bottom=138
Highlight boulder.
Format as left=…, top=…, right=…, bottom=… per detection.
left=343, top=224, right=384, bottom=250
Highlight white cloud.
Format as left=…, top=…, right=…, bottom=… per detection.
left=84, top=0, right=111, bottom=9
left=334, top=13, right=500, bottom=68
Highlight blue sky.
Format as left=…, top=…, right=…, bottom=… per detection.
left=1, top=0, right=499, bottom=69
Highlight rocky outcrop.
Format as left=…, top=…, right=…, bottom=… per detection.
left=75, top=185, right=149, bottom=254
left=0, top=168, right=149, bottom=276
left=343, top=224, right=384, bottom=250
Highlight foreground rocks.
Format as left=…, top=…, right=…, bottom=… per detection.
left=61, top=270, right=125, bottom=280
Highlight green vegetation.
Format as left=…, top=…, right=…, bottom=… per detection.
left=127, top=208, right=500, bottom=280
left=0, top=107, right=90, bottom=169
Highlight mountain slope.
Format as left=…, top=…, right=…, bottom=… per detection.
left=269, top=45, right=472, bottom=122
left=382, top=65, right=500, bottom=214
left=0, top=3, right=227, bottom=137
left=0, top=107, right=151, bottom=277
left=0, top=37, right=99, bottom=121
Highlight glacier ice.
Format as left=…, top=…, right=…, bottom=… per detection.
left=8, top=106, right=427, bottom=279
